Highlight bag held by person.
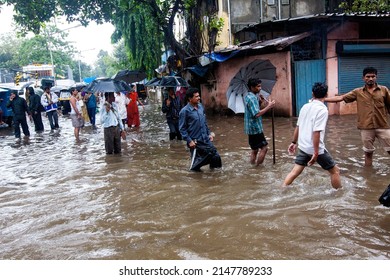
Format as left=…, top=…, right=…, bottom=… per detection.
left=378, top=184, right=390, bottom=207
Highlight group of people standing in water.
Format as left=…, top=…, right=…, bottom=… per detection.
left=5, top=66, right=390, bottom=191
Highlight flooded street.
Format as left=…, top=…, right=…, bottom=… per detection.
left=1, top=103, right=389, bottom=260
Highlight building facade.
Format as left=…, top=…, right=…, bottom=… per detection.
left=195, top=1, right=390, bottom=116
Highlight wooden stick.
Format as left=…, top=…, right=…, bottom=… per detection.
left=272, top=108, right=275, bottom=164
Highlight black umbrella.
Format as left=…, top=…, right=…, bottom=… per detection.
left=84, top=78, right=131, bottom=93
left=157, top=76, right=189, bottom=88
left=226, top=59, right=276, bottom=114
left=144, top=77, right=161, bottom=87
left=72, top=82, right=88, bottom=91
left=112, top=70, right=147, bottom=84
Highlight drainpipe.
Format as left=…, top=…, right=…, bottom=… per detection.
left=260, top=0, right=263, bottom=22
left=278, top=0, right=282, bottom=20
left=227, top=0, right=232, bottom=45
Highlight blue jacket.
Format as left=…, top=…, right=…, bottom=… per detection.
left=179, top=103, right=211, bottom=146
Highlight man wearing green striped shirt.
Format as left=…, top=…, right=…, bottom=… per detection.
left=244, top=78, right=276, bottom=166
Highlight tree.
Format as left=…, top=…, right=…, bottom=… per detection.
left=0, top=24, right=85, bottom=81
left=0, top=33, right=21, bottom=70
left=1, top=0, right=222, bottom=77
left=22, top=25, right=78, bottom=79
left=93, top=50, right=117, bottom=78
left=339, top=0, right=390, bottom=12
left=111, top=40, right=132, bottom=71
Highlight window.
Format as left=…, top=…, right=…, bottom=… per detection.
left=267, top=0, right=275, bottom=5
left=281, top=0, right=290, bottom=4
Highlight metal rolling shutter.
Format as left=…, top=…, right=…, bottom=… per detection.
left=338, top=56, right=390, bottom=94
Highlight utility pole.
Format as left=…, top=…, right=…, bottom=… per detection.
left=78, top=48, right=95, bottom=83
left=44, top=24, right=83, bottom=85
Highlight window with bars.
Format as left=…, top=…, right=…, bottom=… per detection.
left=291, top=35, right=323, bottom=61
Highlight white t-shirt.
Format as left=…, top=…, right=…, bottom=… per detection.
left=297, top=100, right=328, bottom=155
left=115, top=93, right=127, bottom=120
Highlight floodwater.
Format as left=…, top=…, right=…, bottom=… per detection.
left=0, top=103, right=389, bottom=260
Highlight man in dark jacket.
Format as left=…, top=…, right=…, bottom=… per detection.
left=27, top=87, right=44, bottom=133
left=6, top=91, right=31, bottom=138
left=162, top=87, right=182, bottom=140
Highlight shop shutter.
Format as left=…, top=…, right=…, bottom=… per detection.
left=338, top=56, right=390, bottom=94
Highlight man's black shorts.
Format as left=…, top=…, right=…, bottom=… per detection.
left=248, top=133, right=268, bottom=150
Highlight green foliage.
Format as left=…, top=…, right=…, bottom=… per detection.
left=5, top=0, right=116, bottom=34
left=93, top=50, right=117, bottom=78
left=0, top=25, right=85, bottom=80
left=184, top=0, right=196, bottom=9
left=112, top=40, right=132, bottom=71
left=0, top=33, right=21, bottom=69
left=1, top=0, right=224, bottom=76
left=209, top=16, right=224, bottom=32
left=113, top=2, right=163, bottom=78
left=339, top=0, right=390, bottom=12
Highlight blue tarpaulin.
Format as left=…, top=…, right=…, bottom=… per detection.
left=83, top=76, right=96, bottom=84
left=204, top=50, right=241, bottom=63
left=187, top=65, right=209, bottom=77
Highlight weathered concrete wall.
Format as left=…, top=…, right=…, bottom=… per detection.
left=200, top=51, right=293, bottom=116
left=291, top=0, right=324, bottom=17
left=326, top=22, right=359, bottom=116
left=216, top=0, right=232, bottom=49
left=230, top=0, right=261, bottom=33
left=261, top=0, right=326, bottom=21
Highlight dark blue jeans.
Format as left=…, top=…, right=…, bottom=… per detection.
left=167, top=119, right=182, bottom=140
left=87, top=107, right=96, bottom=126
left=47, top=110, right=59, bottom=129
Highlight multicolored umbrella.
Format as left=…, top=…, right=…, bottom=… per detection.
left=226, top=59, right=276, bottom=114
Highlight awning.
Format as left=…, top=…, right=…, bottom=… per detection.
left=200, top=32, right=311, bottom=64
left=186, top=65, right=210, bottom=77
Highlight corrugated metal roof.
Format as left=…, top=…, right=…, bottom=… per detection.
left=200, top=32, right=311, bottom=64
left=216, top=32, right=311, bottom=54
left=240, top=12, right=390, bottom=32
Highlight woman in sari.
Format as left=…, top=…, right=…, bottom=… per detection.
left=126, top=87, right=144, bottom=127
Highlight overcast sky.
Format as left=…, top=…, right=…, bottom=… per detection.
left=0, top=5, right=115, bottom=65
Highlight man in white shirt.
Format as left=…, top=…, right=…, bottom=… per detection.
left=101, top=92, right=126, bottom=154
left=41, top=86, right=59, bottom=130
left=283, top=82, right=341, bottom=189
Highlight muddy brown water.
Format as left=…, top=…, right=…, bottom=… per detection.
left=1, top=103, right=389, bottom=260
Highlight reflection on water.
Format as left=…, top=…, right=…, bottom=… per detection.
left=0, top=105, right=389, bottom=260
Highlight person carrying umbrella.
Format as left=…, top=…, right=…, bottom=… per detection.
left=162, top=87, right=182, bottom=140
left=101, top=92, right=126, bottom=154
left=179, top=88, right=221, bottom=171
left=244, top=78, right=276, bottom=166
